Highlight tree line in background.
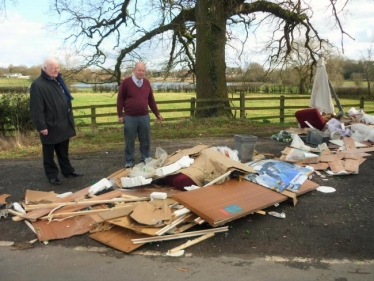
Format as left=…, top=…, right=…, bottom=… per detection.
left=1, top=55, right=373, bottom=96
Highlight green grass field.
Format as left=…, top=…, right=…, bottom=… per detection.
left=1, top=80, right=373, bottom=159
left=70, top=91, right=372, bottom=127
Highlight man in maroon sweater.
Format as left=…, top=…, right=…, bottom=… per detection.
left=117, top=62, right=163, bottom=168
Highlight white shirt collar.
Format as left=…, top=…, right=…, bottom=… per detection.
left=132, top=75, right=143, bottom=87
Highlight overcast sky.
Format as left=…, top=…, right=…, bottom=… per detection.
left=1, top=0, right=374, bottom=68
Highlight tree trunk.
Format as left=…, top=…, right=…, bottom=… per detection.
left=194, top=0, right=232, bottom=118
left=299, top=78, right=307, bottom=94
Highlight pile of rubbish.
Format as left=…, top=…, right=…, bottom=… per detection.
left=2, top=107, right=374, bottom=256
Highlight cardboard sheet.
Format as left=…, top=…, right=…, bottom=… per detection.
left=25, top=190, right=58, bottom=204
left=172, top=146, right=256, bottom=186
left=130, top=200, right=172, bottom=226
left=89, top=226, right=148, bottom=253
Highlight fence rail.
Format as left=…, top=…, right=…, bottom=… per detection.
left=73, top=93, right=369, bottom=130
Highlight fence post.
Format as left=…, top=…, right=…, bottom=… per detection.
left=90, top=107, right=97, bottom=130
left=240, top=91, right=245, bottom=119
left=280, top=95, right=285, bottom=123
left=190, top=97, right=196, bottom=117
left=360, top=96, right=365, bottom=109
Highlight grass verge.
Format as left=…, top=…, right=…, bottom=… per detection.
left=0, top=118, right=296, bottom=159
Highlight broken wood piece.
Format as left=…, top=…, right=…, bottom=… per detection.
left=8, top=209, right=27, bottom=221
left=169, top=222, right=197, bottom=234
left=24, top=220, right=36, bottom=234
left=194, top=217, right=205, bottom=224
left=39, top=204, right=136, bottom=220
left=167, top=232, right=215, bottom=254
left=24, top=197, right=147, bottom=211
left=0, top=193, right=11, bottom=204
left=173, top=207, right=190, bottom=217
left=281, top=190, right=298, bottom=206
left=155, top=214, right=190, bottom=236
left=131, top=226, right=229, bottom=244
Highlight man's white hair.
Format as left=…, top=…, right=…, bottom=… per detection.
left=42, top=57, right=59, bottom=69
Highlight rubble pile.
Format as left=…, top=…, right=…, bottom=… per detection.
left=2, top=107, right=374, bottom=255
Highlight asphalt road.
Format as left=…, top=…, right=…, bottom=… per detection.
left=1, top=136, right=373, bottom=280
left=1, top=246, right=374, bottom=281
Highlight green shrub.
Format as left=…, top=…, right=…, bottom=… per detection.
left=0, top=92, right=33, bottom=136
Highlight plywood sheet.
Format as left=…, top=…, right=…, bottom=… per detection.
left=296, top=179, right=319, bottom=195
left=32, top=215, right=96, bottom=241
left=89, top=226, right=148, bottom=253
left=172, top=179, right=319, bottom=227
left=172, top=179, right=288, bottom=227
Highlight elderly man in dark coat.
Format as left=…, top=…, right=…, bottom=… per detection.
left=30, top=57, right=83, bottom=185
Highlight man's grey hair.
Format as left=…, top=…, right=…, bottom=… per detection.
left=42, top=57, right=59, bottom=69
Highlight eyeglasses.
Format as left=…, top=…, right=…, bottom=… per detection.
left=48, top=67, right=60, bottom=71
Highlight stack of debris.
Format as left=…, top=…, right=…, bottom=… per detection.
left=4, top=142, right=327, bottom=256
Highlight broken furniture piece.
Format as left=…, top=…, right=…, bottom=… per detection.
left=295, top=108, right=327, bottom=131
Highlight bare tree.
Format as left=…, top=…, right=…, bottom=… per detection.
left=361, top=44, right=374, bottom=97
left=49, top=0, right=352, bottom=117
left=0, top=0, right=17, bottom=18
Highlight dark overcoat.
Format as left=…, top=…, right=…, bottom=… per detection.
left=29, top=71, right=76, bottom=145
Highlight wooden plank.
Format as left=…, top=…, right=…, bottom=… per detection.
left=308, top=163, right=329, bottom=171
left=49, top=190, right=123, bottom=215
left=343, top=147, right=374, bottom=154
left=25, top=197, right=144, bottom=211
left=319, top=154, right=339, bottom=162
left=343, top=137, right=356, bottom=151
left=167, top=232, right=215, bottom=254
left=344, top=158, right=360, bottom=173
left=328, top=160, right=345, bottom=173
left=132, top=226, right=228, bottom=244
left=40, top=204, right=137, bottom=221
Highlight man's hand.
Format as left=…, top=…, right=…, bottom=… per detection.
left=118, top=117, right=124, bottom=123
left=157, top=114, right=164, bottom=121
left=40, top=129, right=48, bottom=136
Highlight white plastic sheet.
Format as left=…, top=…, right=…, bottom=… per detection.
left=309, top=58, right=334, bottom=114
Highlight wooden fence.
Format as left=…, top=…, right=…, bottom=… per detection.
left=73, top=93, right=369, bottom=130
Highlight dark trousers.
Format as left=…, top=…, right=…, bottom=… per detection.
left=42, top=139, right=74, bottom=179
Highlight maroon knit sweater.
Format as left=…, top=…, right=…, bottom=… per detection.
left=117, top=77, right=160, bottom=117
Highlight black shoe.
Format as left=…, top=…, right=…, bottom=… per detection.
left=125, top=163, right=134, bottom=169
left=49, top=178, right=61, bottom=185
left=63, top=171, right=84, bottom=178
